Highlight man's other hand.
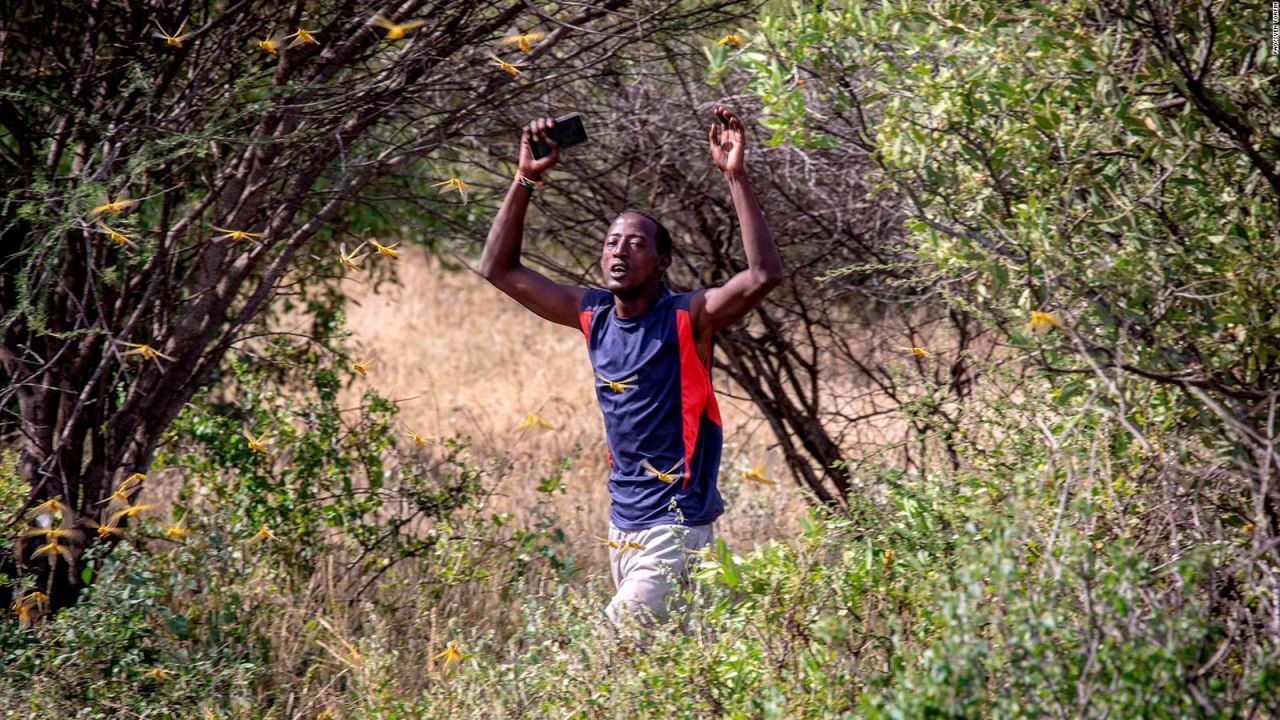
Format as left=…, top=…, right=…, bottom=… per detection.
left=520, top=116, right=560, bottom=182
left=708, top=106, right=746, bottom=177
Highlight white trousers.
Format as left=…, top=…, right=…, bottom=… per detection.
left=605, top=521, right=715, bottom=627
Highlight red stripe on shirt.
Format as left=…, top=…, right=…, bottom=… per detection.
left=580, top=308, right=611, bottom=467
left=676, top=308, right=714, bottom=490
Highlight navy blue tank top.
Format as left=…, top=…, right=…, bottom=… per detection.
left=578, top=285, right=725, bottom=530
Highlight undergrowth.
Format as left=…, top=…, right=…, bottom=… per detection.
left=3, top=340, right=1275, bottom=718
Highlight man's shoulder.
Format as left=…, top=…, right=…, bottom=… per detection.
left=655, top=285, right=701, bottom=315
left=580, top=287, right=613, bottom=310
left=667, top=286, right=707, bottom=311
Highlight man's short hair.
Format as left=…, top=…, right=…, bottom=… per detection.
left=619, top=208, right=672, bottom=255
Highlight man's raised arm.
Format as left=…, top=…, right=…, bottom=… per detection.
left=479, top=116, right=586, bottom=329
left=693, top=106, right=785, bottom=334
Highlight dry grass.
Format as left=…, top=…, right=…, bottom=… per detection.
left=327, top=246, right=807, bottom=569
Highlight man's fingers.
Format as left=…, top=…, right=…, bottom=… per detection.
left=715, top=105, right=744, bottom=132
left=520, top=116, right=560, bottom=168
left=531, top=145, right=558, bottom=173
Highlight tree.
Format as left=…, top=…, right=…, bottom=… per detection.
left=735, top=0, right=1279, bottom=503
left=0, top=0, right=750, bottom=612
left=729, top=0, right=1280, bottom=702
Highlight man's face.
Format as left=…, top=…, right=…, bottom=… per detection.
left=601, top=212, right=669, bottom=296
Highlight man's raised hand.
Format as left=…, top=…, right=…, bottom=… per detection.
left=708, top=105, right=746, bottom=177
left=519, top=116, right=559, bottom=182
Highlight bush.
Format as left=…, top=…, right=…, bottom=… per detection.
left=1, top=324, right=573, bottom=717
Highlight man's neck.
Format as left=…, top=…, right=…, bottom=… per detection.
left=613, top=282, right=664, bottom=318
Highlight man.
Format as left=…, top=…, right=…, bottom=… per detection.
left=479, top=106, right=783, bottom=628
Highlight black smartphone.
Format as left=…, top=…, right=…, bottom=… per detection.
left=529, top=112, right=587, bottom=159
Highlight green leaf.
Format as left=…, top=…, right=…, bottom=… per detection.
left=989, top=261, right=1009, bottom=289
